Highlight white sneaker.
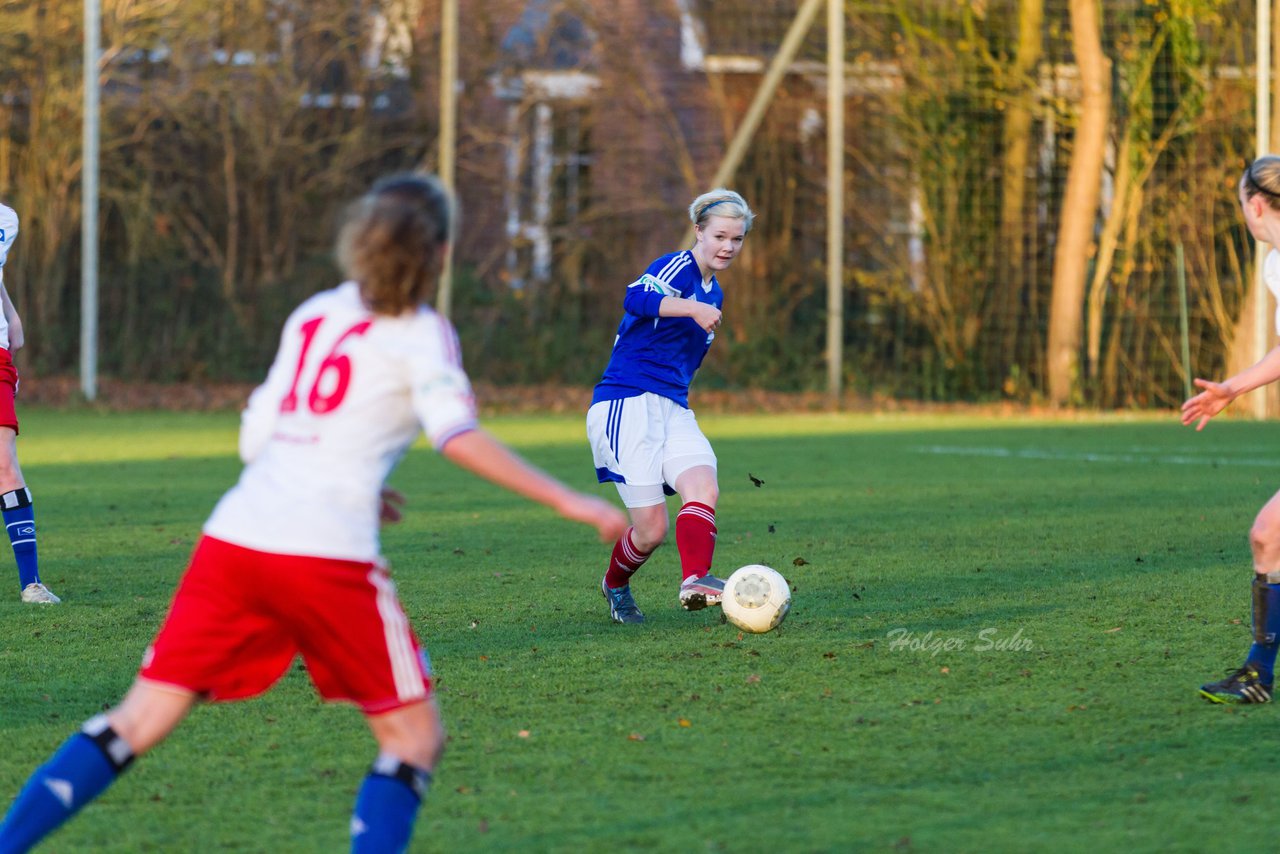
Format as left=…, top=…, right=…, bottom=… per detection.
left=21, top=582, right=60, bottom=604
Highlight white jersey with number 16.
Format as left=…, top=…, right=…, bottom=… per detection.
left=203, top=281, right=478, bottom=562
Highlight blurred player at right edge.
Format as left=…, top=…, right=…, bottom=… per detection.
left=1183, top=154, right=1280, bottom=704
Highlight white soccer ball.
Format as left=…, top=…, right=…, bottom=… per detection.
left=722, top=564, right=791, bottom=633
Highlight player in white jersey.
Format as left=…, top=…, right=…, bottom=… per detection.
left=0, top=174, right=627, bottom=853
left=0, top=201, right=56, bottom=604
left=1183, top=155, right=1280, bottom=705
left=587, top=189, right=754, bottom=623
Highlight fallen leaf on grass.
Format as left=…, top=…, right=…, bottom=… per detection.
left=745, top=674, right=761, bottom=684
left=1103, top=627, right=1122, bottom=633
left=628, top=733, right=646, bottom=741
left=517, top=730, right=530, bottom=738
left=677, top=718, right=692, bottom=727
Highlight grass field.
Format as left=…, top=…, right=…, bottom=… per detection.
left=0, top=407, right=1275, bottom=851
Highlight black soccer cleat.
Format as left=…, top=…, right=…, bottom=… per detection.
left=678, top=574, right=725, bottom=611
left=602, top=578, right=645, bottom=624
left=1199, top=665, right=1273, bottom=704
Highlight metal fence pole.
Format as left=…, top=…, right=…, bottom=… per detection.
left=826, top=0, right=844, bottom=403
left=437, top=0, right=458, bottom=318
left=81, top=0, right=99, bottom=401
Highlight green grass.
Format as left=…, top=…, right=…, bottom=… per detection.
left=0, top=409, right=1274, bottom=851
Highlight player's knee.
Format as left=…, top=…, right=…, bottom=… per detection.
left=0, top=452, right=22, bottom=487
left=1251, top=516, right=1280, bottom=555
left=387, top=728, right=444, bottom=771
left=372, top=705, right=446, bottom=771
left=673, top=467, right=718, bottom=507
left=399, top=730, right=444, bottom=770
left=632, top=519, right=667, bottom=552
left=105, top=706, right=164, bottom=756
left=697, top=483, right=720, bottom=507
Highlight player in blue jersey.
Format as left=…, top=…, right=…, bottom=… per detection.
left=587, top=188, right=754, bottom=623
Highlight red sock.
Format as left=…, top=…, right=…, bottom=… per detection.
left=676, top=502, right=717, bottom=581
left=604, top=527, right=652, bottom=589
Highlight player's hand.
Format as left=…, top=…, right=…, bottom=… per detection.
left=1181, top=378, right=1233, bottom=431
left=559, top=493, right=629, bottom=542
left=689, top=303, right=722, bottom=333
left=379, top=487, right=406, bottom=524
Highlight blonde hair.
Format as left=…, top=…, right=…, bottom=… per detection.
left=688, top=188, right=755, bottom=233
left=1244, top=156, right=1280, bottom=212
left=336, top=173, right=454, bottom=315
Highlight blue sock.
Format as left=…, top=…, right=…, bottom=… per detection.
left=350, top=754, right=430, bottom=854
left=1247, top=575, right=1280, bottom=685
left=0, top=716, right=134, bottom=852
left=2, top=487, right=39, bottom=589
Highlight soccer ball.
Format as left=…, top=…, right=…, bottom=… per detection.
left=722, top=564, right=791, bottom=633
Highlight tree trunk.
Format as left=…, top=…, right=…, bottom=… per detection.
left=1046, top=0, right=1110, bottom=405
left=998, top=0, right=1043, bottom=360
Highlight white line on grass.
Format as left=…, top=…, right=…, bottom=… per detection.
left=912, top=445, right=1280, bottom=467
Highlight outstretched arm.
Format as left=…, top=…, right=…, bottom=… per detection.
left=1182, top=344, right=1280, bottom=430
left=440, top=429, right=628, bottom=542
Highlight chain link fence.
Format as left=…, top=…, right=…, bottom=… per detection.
left=0, top=0, right=1264, bottom=407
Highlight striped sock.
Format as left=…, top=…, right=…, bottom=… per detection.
left=604, top=527, right=652, bottom=589
left=676, top=502, right=717, bottom=582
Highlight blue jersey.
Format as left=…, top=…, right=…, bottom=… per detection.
left=592, top=250, right=721, bottom=408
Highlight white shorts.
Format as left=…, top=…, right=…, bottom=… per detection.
left=586, top=393, right=717, bottom=508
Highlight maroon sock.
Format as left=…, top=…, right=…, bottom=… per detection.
left=604, top=527, right=652, bottom=589
left=676, top=502, right=717, bottom=581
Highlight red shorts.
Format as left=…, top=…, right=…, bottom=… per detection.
left=140, top=535, right=431, bottom=714
left=0, top=348, right=19, bottom=433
